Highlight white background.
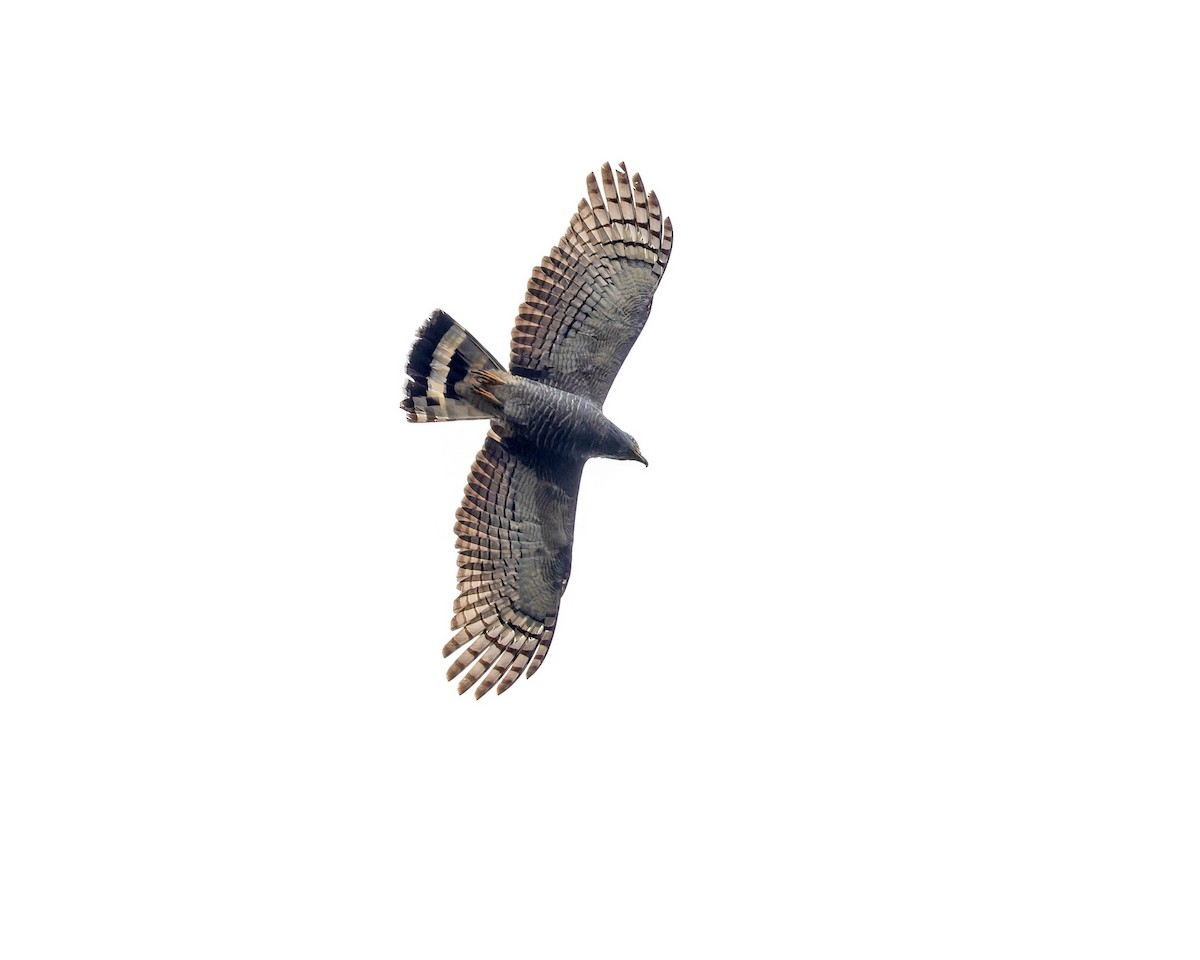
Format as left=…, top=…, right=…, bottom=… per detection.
left=2, top=2, right=1197, bottom=957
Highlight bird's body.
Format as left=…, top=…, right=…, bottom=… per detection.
left=402, top=163, right=672, bottom=697
left=501, top=377, right=644, bottom=464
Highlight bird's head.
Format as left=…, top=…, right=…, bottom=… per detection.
left=610, top=427, right=648, bottom=467
left=628, top=438, right=648, bottom=467
left=595, top=416, right=648, bottom=466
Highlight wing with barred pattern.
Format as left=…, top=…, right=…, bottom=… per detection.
left=510, top=162, right=673, bottom=403
left=443, top=431, right=584, bottom=697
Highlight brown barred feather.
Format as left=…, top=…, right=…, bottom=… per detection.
left=441, top=433, right=581, bottom=697
left=511, top=162, right=673, bottom=403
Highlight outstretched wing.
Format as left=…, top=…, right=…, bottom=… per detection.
left=510, top=162, right=673, bottom=403
left=443, top=431, right=584, bottom=697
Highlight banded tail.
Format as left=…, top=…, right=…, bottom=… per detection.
left=401, top=310, right=510, bottom=422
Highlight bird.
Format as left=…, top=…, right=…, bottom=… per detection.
left=401, top=162, right=673, bottom=697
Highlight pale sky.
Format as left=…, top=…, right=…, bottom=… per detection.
left=3, top=2, right=1198, bottom=957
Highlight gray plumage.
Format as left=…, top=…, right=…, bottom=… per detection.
left=401, top=162, right=672, bottom=697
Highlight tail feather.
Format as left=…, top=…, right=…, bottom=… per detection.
left=402, top=310, right=509, bottom=422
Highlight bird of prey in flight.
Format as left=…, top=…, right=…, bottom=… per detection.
left=402, top=162, right=672, bottom=697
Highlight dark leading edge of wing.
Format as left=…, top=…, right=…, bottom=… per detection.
left=509, top=162, right=673, bottom=404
